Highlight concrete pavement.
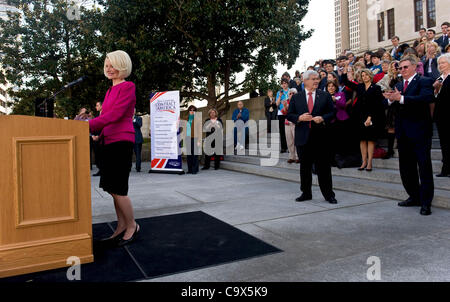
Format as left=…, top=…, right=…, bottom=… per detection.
left=90, top=164, right=450, bottom=282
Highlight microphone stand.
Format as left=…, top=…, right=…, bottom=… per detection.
left=38, top=85, right=71, bottom=117
left=38, top=77, right=86, bottom=117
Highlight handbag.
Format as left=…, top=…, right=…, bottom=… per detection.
left=373, top=147, right=387, bottom=159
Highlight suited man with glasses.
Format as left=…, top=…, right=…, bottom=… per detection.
left=383, top=56, right=435, bottom=216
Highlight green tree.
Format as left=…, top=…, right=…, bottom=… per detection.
left=0, top=0, right=105, bottom=117
left=100, top=0, right=312, bottom=116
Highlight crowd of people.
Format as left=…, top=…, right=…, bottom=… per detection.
left=266, top=22, right=449, bottom=216
left=271, top=22, right=449, bottom=173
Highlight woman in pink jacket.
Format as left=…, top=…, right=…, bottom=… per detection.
left=89, top=50, right=140, bottom=247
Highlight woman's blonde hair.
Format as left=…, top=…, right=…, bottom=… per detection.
left=425, top=41, right=441, bottom=56
left=354, top=69, right=362, bottom=83
left=382, top=52, right=393, bottom=61
left=104, top=50, right=132, bottom=79
left=388, top=61, right=399, bottom=79
left=353, top=62, right=366, bottom=71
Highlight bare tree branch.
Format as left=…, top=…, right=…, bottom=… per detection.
left=180, top=91, right=213, bottom=102
left=219, top=90, right=249, bottom=103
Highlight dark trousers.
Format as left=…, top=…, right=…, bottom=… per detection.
left=133, top=143, right=142, bottom=171
left=436, top=120, right=449, bottom=173
left=266, top=112, right=276, bottom=133
left=278, top=115, right=288, bottom=151
left=397, top=134, right=434, bottom=207
left=296, top=134, right=335, bottom=199
left=204, top=154, right=221, bottom=169
left=187, top=137, right=199, bottom=173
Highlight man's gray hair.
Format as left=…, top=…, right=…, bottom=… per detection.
left=399, top=56, right=418, bottom=66
left=303, top=70, right=320, bottom=81
left=438, top=53, right=450, bottom=73
left=289, top=88, right=298, bottom=94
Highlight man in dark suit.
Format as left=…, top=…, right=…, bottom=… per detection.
left=133, top=109, right=144, bottom=172
left=435, top=22, right=449, bottom=52
left=287, top=70, right=337, bottom=204
left=383, top=56, right=435, bottom=216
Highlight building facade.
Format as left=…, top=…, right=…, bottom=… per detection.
left=335, top=0, right=450, bottom=56
left=0, top=0, right=17, bottom=115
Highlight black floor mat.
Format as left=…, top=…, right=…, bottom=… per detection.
left=1, top=211, right=281, bottom=282
left=1, top=223, right=145, bottom=282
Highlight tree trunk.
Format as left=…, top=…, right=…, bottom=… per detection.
left=206, top=72, right=217, bottom=109
left=217, top=62, right=231, bottom=117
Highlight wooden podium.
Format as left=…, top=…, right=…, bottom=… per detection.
left=0, top=115, right=94, bottom=278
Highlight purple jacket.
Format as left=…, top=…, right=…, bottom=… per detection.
left=333, top=92, right=349, bottom=121
left=89, top=81, right=136, bottom=145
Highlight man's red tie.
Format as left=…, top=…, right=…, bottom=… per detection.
left=308, top=92, right=314, bottom=128
left=403, top=80, right=409, bottom=93
left=308, top=92, right=314, bottom=113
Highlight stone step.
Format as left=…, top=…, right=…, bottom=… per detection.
left=250, top=137, right=442, bottom=149
left=377, top=138, right=441, bottom=149
left=223, top=155, right=449, bottom=191
left=220, top=161, right=450, bottom=209
left=246, top=148, right=443, bottom=161
left=372, top=157, right=442, bottom=171
left=225, top=153, right=443, bottom=172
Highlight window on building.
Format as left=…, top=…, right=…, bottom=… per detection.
left=387, top=9, right=395, bottom=39
left=426, top=0, right=436, bottom=28
left=414, top=0, right=424, bottom=32
left=377, top=12, right=385, bottom=42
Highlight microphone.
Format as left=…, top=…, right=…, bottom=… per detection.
left=64, top=76, right=87, bottom=89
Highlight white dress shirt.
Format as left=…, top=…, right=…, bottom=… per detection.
left=391, top=47, right=398, bottom=57
left=388, top=73, right=417, bottom=105
left=428, top=59, right=433, bottom=73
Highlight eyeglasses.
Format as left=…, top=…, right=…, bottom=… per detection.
left=397, top=65, right=410, bottom=71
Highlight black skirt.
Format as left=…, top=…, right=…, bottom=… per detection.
left=99, top=141, right=133, bottom=196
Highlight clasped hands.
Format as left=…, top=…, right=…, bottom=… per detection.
left=382, top=88, right=402, bottom=101
left=298, top=113, right=324, bottom=124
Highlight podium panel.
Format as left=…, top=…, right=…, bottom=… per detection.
left=0, top=115, right=93, bottom=278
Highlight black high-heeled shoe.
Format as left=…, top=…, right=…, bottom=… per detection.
left=98, top=229, right=126, bottom=245
left=117, top=224, right=140, bottom=247
left=358, top=164, right=367, bottom=171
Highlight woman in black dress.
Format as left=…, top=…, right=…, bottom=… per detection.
left=342, top=67, right=386, bottom=171
left=377, top=61, right=401, bottom=159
